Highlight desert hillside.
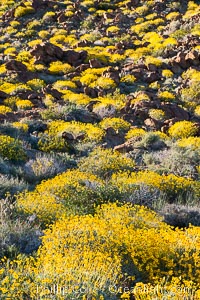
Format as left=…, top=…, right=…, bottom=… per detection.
left=0, top=0, right=200, bottom=299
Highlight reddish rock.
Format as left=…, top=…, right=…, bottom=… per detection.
left=30, top=42, right=63, bottom=64
left=103, top=127, right=125, bottom=148
left=89, top=59, right=102, bottom=68
left=84, top=87, right=98, bottom=98
left=144, top=118, right=162, bottom=130
left=170, top=52, right=189, bottom=69
left=5, top=60, right=27, bottom=72
left=102, top=68, right=120, bottom=84
left=185, top=50, right=200, bottom=66
left=145, top=71, right=161, bottom=83
left=57, top=12, right=67, bottom=23
left=131, top=68, right=145, bottom=80
left=63, top=50, right=88, bottom=66
left=75, top=64, right=90, bottom=72
left=161, top=103, right=190, bottom=120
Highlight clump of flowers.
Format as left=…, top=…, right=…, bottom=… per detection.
left=162, top=69, right=173, bottom=78
left=0, top=105, right=12, bottom=114
left=16, top=100, right=33, bottom=110
left=26, top=79, right=45, bottom=91
left=99, top=117, right=131, bottom=133
left=17, top=169, right=103, bottom=220
left=111, top=170, right=198, bottom=201
left=48, top=61, right=74, bottom=74
left=177, top=137, right=200, bottom=150
left=14, top=6, right=35, bottom=18
left=79, top=147, right=135, bottom=178
left=149, top=109, right=165, bottom=121
left=126, top=128, right=146, bottom=140
left=168, top=121, right=198, bottom=139
left=0, top=135, right=26, bottom=161
left=158, top=91, right=176, bottom=101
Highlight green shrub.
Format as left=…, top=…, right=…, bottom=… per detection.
left=0, top=135, right=26, bottom=161
left=79, top=147, right=135, bottom=178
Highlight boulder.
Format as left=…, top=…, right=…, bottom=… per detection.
left=5, top=60, right=27, bottom=72
left=63, top=50, right=88, bottom=66
left=30, top=42, right=63, bottom=64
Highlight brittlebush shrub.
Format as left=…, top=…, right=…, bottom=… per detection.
left=17, top=170, right=104, bottom=222
left=168, top=121, right=198, bottom=139
left=1, top=203, right=200, bottom=299
left=99, top=117, right=131, bottom=133
left=111, top=170, right=199, bottom=202
left=0, top=135, right=26, bottom=161
left=79, top=147, right=135, bottom=178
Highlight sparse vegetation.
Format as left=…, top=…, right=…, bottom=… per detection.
left=0, top=0, right=200, bottom=298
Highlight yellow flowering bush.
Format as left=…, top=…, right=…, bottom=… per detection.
left=79, top=147, right=135, bottom=178
left=168, top=121, right=198, bottom=139
left=17, top=169, right=104, bottom=220
left=158, top=91, right=175, bottom=101
left=99, top=117, right=131, bottom=133
left=53, top=80, right=77, bottom=91
left=62, top=91, right=91, bottom=105
left=194, top=105, right=200, bottom=116
left=145, top=56, right=163, bottom=67
left=0, top=135, right=26, bottom=161
left=48, top=61, right=74, bottom=74
left=111, top=170, right=199, bottom=200
left=14, top=6, right=35, bottom=18
left=148, top=109, right=165, bottom=121
left=16, top=99, right=33, bottom=110
left=80, top=73, right=98, bottom=87
left=162, top=69, right=173, bottom=78
left=0, top=105, right=12, bottom=114
left=1, top=204, right=200, bottom=299
left=177, top=137, right=200, bottom=150
left=26, top=79, right=45, bottom=91
left=95, top=77, right=116, bottom=90
left=46, top=120, right=104, bottom=142
left=11, top=122, right=29, bottom=132
left=125, top=128, right=146, bottom=140
left=120, top=74, right=136, bottom=84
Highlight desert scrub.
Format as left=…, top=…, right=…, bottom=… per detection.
left=99, top=117, right=131, bottom=133
left=16, top=99, right=33, bottom=110
left=148, top=109, right=165, bottom=121
left=0, top=105, right=12, bottom=114
left=23, top=152, right=75, bottom=182
left=26, top=79, right=45, bottom=91
left=158, top=91, right=176, bottom=102
left=125, top=128, right=146, bottom=140
left=177, top=137, right=200, bottom=150
left=38, top=135, right=70, bottom=153
left=46, top=120, right=104, bottom=142
left=17, top=170, right=104, bottom=221
left=168, top=121, right=199, bottom=139
left=0, top=135, right=26, bottom=161
left=111, top=171, right=199, bottom=203
left=0, top=174, right=28, bottom=199
left=0, top=197, right=41, bottom=259
left=14, top=6, right=35, bottom=18
left=48, top=61, right=74, bottom=74
left=143, top=146, right=200, bottom=180
left=79, top=147, right=135, bottom=178
left=2, top=204, right=200, bottom=299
